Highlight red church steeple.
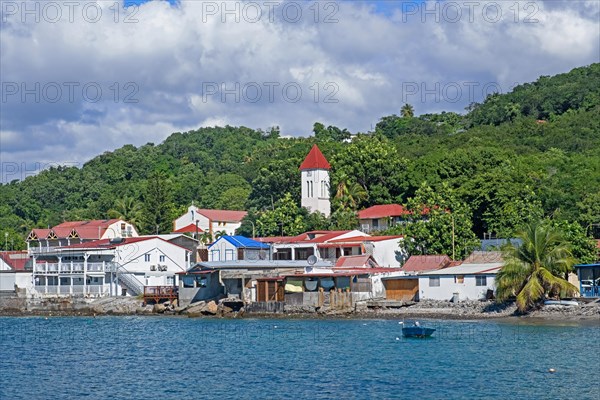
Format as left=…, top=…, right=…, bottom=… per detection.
left=299, top=144, right=331, bottom=170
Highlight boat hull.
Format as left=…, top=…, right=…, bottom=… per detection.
left=402, top=327, right=436, bottom=338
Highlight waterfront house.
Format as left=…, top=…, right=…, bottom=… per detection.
left=31, top=236, right=191, bottom=298
left=0, top=251, right=33, bottom=295
left=26, top=219, right=139, bottom=254
left=418, top=262, right=502, bottom=301
left=574, top=263, right=600, bottom=298
left=173, top=205, right=247, bottom=237
left=401, top=255, right=452, bottom=274
left=208, top=235, right=270, bottom=262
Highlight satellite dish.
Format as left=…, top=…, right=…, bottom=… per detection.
left=307, top=255, right=317, bottom=265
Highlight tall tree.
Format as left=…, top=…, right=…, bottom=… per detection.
left=400, top=103, right=415, bottom=118
left=141, top=172, right=176, bottom=234
left=495, top=220, right=579, bottom=312
left=256, top=193, right=306, bottom=236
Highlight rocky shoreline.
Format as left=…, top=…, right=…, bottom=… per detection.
left=1, top=296, right=599, bottom=322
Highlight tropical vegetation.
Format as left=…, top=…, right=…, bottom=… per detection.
left=495, top=220, right=580, bottom=312
left=0, top=64, right=598, bottom=262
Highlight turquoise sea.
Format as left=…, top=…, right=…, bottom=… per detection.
left=0, top=317, right=598, bottom=399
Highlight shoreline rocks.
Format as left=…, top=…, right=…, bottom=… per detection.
left=0, top=296, right=598, bottom=322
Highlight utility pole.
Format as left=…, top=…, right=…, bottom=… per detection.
left=451, top=215, right=456, bottom=260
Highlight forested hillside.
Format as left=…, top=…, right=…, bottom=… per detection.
left=1, top=64, right=599, bottom=253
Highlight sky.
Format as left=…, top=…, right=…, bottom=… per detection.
left=0, top=0, right=599, bottom=182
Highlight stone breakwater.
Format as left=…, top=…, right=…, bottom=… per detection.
left=0, top=296, right=599, bottom=321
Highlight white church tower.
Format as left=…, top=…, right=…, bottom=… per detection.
left=300, top=144, right=331, bottom=217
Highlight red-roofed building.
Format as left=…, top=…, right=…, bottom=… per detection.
left=0, top=251, right=34, bottom=294
left=300, top=145, right=331, bottom=217
left=262, top=229, right=405, bottom=267
left=173, top=205, right=247, bottom=238
left=401, top=255, right=452, bottom=274
left=358, top=204, right=411, bottom=233
left=26, top=219, right=139, bottom=255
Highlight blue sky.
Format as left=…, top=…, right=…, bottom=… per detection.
left=1, top=0, right=599, bottom=181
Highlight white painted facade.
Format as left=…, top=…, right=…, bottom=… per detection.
left=301, top=168, right=331, bottom=217
left=368, top=238, right=406, bottom=268
left=173, top=206, right=244, bottom=236
left=31, top=238, right=192, bottom=297
left=418, top=263, right=502, bottom=301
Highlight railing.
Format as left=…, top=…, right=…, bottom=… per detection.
left=34, top=285, right=109, bottom=296
left=118, top=272, right=144, bottom=296
left=34, top=262, right=115, bottom=274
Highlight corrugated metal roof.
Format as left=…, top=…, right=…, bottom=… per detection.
left=422, top=263, right=503, bottom=275
left=215, top=235, right=270, bottom=249
left=299, top=144, right=331, bottom=170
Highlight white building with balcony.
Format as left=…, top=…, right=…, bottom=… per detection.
left=31, top=236, right=191, bottom=297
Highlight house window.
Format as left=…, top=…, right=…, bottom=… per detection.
left=159, top=255, right=165, bottom=262
left=372, top=219, right=379, bottom=229
left=429, top=277, right=440, bottom=287
left=343, top=247, right=353, bottom=256
left=144, top=254, right=151, bottom=262
left=455, top=275, right=464, bottom=284
left=476, top=276, right=487, bottom=286
left=166, top=276, right=174, bottom=286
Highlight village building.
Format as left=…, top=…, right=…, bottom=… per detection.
left=357, top=204, right=411, bottom=233
left=172, top=205, right=247, bottom=237
left=207, top=235, right=270, bottom=262
left=574, top=262, right=600, bottom=298
left=0, top=251, right=33, bottom=295
left=31, top=236, right=191, bottom=298
left=26, top=219, right=139, bottom=254
left=258, top=230, right=405, bottom=267
left=300, top=144, right=331, bottom=217
left=417, top=262, right=502, bottom=301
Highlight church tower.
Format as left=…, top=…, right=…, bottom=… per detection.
left=300, top=144, right=331, bottom=217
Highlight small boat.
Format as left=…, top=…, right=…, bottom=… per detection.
left=401, top=321, right=435, bottom=338
left=544, top=300, right=579, bottom=306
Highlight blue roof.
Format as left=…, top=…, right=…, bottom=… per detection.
left=212, top=235, right=270, bottom=249
left=574, top=263, right=600, bottom=268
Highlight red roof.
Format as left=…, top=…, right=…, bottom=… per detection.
left=173, top=223, right=204, bottom=234
left=299, top=145, right=331, bottom=170
left=196, top=209, right=247, bottom=223
left=358, top=204, right=410, bottom=219
left=328, top=235, right=403, bottom=243
left=596, top=239, right=600, bottom=249
left=335, top=255, right=379, bottom=268
left=257, top=231, right=352, bottom=244
left=0, top=251, right=29, bottom=271
left=28, top=219, right=128, bottom=240
left=402, top=255, right=451, bottom=273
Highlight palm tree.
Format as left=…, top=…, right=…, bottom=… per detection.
left=495, top=220, right=578, bottom=312
left=400, top=103, right=414, bottom=118
left=335, top=175, right=368, bottom=210
left=199, top=232, right=213, bottom=246
left=108, top=196, right=143, bottom=226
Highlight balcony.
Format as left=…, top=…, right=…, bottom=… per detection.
left=35, top=285, right=108, bottom=296
left=34, top=262, right=116, bottom=274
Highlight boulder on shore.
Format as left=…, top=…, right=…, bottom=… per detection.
left=201, top=301, right=218, bottom=315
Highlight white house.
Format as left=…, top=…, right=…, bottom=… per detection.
left=31, top=236, right=192, bottom=297
left=26, top=219, right=139, bottom=254
left=259, top=230, right=405, bottom=267
left=173, top=205, right=247, bottom=237
left=300, top=144, right=331, bottom=217
left=418, top=263, right=502, bottom=301
left=0, top=251, right=34, bottom=295
left=208, top=235, right=270, bottom=262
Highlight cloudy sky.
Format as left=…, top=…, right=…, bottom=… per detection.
left=1, top=0, right=598, bottom=181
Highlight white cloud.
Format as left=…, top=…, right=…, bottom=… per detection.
left=1, top=0, right=598, bottom=177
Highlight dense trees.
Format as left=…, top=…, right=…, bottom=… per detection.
left=0, top=64, right=598, bottom=258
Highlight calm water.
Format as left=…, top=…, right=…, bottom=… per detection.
left=0, top=316, right=598, bottom=399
